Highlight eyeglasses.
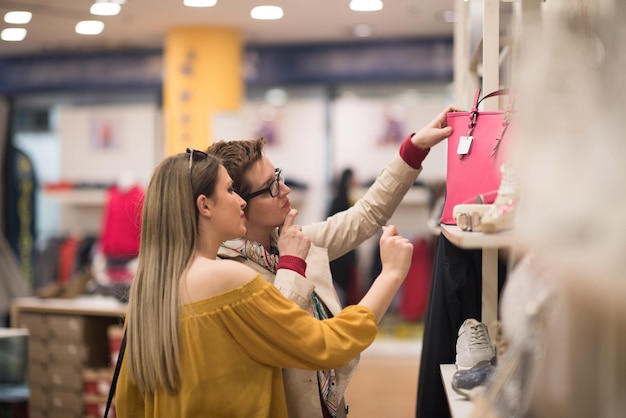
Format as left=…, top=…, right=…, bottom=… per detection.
left=243, top=168, right=284, bottom=201
left=186, top=148, right=208, bottom=173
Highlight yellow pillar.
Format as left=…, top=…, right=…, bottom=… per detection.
left=163, top=26, right=242, bottom=155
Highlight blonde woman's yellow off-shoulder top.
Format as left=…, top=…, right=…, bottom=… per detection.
left=115, top=275, right=377, bottom=418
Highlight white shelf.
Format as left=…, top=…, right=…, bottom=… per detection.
left=440, top=224, right=512, bottom=250
left=42, top=189, right=107, bottom=206
left=11, top=296, right=127, bottom=319
left=0, top=328, right=29, bottom=338
left=440, top=364, right=474, bottom=418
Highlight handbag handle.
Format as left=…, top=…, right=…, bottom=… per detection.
left=470, top=88, right=514, bottom=114
left=460, top=88, right=514, bottom=160
left=104, top=328, right=127, bottom=418
left=474, top=88, right=512, bottom=110
left=467, top=88, right=514, bottom=133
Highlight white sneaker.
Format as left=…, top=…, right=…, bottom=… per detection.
left=455, top=318, right=496, bottom=370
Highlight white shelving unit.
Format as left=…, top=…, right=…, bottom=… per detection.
left=43, top=189, right=107, bottom=206
left=440, top=1, right=546, bottom=416
left=442, top=3, right=626, bottom=418
left=438, top=2, right=540, bottom=417
left=449, top=0, right=545, bottom=336
left=450, top=0, right=531, bottom=336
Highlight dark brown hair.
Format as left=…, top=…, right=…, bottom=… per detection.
left=206, top=137, right=266, bottom=199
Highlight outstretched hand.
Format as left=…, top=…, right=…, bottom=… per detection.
left=356, top=225, right=415, bottom=323
left=277, top=209, right=311, bottom=260
left=379, top=225, right=414, bottom=282
left=411, top=104, right=463, bottom=150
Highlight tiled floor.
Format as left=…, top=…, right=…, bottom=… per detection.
left=344, top=316, right=423, bottom=418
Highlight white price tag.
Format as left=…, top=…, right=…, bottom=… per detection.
left=457, top=136, right=473, bottom=155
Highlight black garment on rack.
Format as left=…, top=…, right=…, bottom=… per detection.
left=4, top=146, right=38, bottom=287
left=33, top=237, right=64, bottom=290
left=415, top=233, right=507, bottom=418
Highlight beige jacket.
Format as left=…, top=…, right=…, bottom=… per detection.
left=217, top=153, right=422, bottom=418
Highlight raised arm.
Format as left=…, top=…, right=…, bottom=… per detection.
left=357, top=225, right=413, bottom=322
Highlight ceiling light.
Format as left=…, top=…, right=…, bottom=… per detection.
left=90, top=2, right=121, bottom=16
left=250, top=6, right=284, bottom=20
left=183, top=0, right=217, bottom=7
left=1, top=28, right=27, bottom=41
left=353, top=24, right=372, bottom=38
left=4, top=11, right=32, bottom=24
left=350, top=0, right=383, bottom=12
left=75, top=20, right=105, bottom=35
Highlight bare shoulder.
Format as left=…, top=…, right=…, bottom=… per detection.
left=211, top=259, right=258, bottom=284
left=182, top=258, right=259, bottom=303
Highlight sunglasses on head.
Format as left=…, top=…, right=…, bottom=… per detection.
left=186, top=148, right=208, bottom=173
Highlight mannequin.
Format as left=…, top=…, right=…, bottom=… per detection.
left=116, top=171, right=137, bottom=193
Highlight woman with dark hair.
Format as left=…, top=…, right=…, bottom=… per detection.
left=328, top=168, right=359, bottom=305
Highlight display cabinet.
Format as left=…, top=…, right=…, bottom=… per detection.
left=11, top=297, right=126, bottom=418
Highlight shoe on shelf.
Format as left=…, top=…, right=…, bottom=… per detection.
left=451, top=360, right=497, bottom=400
left=455, top=318, right=496, bottom=370
left=481, top=162, right=519, bottom=234
left=35, top=281, right=64, bottom=298
left=453, top=204, right=490, bottom=232
left=480, top=199, right=517, bottom=233
left=61, top=266, right=95, bottom=299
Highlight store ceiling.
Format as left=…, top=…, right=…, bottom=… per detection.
left=0, top=0, right=454, bottom=57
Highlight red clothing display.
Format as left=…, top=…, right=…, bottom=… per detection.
left=100, top=185, right=144, bottom=258
left=57, top=235, right=80, bottom=285
left=399, top=238, right=432, bottom=322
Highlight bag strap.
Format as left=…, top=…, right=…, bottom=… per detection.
left=460, top=88, right=515, bottom=160
left=104, top=328, right=127, bottom=418
left=466, top=88, right=514, bottom=134
left=476, top=88, right=511, bottom=109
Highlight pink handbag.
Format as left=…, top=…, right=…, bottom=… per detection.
left=440, top=88, right=514, bottom=225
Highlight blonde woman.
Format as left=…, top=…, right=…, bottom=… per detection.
left=115, top=149, right=415, bottom=417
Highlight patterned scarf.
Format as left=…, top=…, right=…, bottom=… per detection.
left=221, top=230, right=339, bottom=417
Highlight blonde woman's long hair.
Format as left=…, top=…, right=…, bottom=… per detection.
left=126, top=151, right=220, bottom=395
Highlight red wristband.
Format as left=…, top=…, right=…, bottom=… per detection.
left=399, top=133, right=430, bottom=169
left=277, top=255, right=307, bottom=277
